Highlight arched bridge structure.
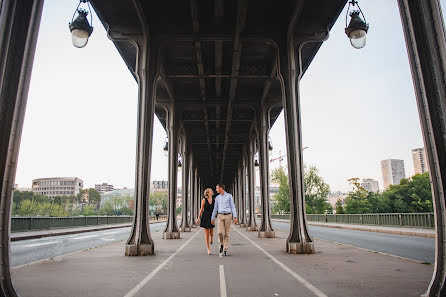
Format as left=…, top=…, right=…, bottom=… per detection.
left=1, top=0, right=446, bottom=296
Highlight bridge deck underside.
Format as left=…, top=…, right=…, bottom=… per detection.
left=91, top=0, right=346, bottom=185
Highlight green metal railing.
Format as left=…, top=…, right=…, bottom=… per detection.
left=270, top=213, right=435, bottom=228
left=10, top=215, right=165, bottom=232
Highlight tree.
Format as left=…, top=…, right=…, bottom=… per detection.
left=335, top=199, right=344, bottom=214
left=81, top=205, right=96, bottom=216
left=271, top=167, right=290, bottom=214
left=304, top=165, right=332, bottom=214
left=344, top=178, right=371, bottom=214
left=150, top=191, right=168, bottom=215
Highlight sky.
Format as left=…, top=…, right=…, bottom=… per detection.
left=14, top=0, right=446, bottom=193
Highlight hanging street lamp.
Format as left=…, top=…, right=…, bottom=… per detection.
left=69, top=0, right=94, bottom=48
left=345, top=0, right=369, bottom=49
left=163, top=138, right=169, bottom=156
left=268, top=137, right=273, bottom=152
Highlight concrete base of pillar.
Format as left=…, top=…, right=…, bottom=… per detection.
left=246, top=226, right=258, bottom=231
left=258, top=230, right=275, bottom=238
left=191, top=224, right=197, bottom=228
left=287, top=241, right=315, bottom=254
left=163, top=231, right=180, bottom=239
left=239, top=223, right=246, bottom=228
left=180, top=226, right=191, bottom=232
left=125, top=243, right=154, bottom=256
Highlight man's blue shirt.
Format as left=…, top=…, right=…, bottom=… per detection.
left=211, top=191, right=237, bottom=220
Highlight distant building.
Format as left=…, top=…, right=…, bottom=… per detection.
left=412, top=147, right=429, bottom=174
left=328, top=191, right=347, bottom=208
left=95, top=183, right=114, bottom=194
left=381, top=159, right=406, bottom=189
left=32, top=177, right=83, bottom=198
left=361, top=178, right=379, bottom=193
left=101, top=188, right=134, bottom=207
left=152, top=180, right=168, bottom=192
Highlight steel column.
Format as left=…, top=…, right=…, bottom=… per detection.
left=0, top=0, right=43, bottom=294
left=180, top=138, right=191, bottom=232
left=397, top=1, right=446, bottom=295
left=163, top=106, right=180, bottom=239
left=246, top=131, right=258, bottom=231
left=239, top=152, right=247, bottom=227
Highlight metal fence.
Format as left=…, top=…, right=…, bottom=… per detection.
left=270, top=213, right=435, bottom=228
left=10, top=215, right=167, bottom=232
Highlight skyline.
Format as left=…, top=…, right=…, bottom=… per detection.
left=14, top=0, right=445, bottom=192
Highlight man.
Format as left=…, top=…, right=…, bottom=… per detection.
left=211, top=183, right=237, bottom=256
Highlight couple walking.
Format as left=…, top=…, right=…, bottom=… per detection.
left=196, top=183, right=237, bottom=256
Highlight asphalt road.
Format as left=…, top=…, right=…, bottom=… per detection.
left=11, top=220, right=435, bottom=268
left=10, top=222, right=166, bottom=268
left=270, top=220, right=435, bottom=264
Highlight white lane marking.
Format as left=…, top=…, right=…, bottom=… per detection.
left=72, top=234, right=99, bottom=240
left=100, top=237, right=116, bottom=241
left=123, top=229, right=202, bottom=297
left=103, top=231, right=120, bottom=235
left=232, top=227, right=328, bottom=297
left=22, top=241, right=58, bottom=248
left=219, top=265, right=227, bottom=297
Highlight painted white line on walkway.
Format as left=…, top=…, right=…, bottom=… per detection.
left=123, top=229, right=202, bottom=297
left=22, top=241, right=58, bottom=248
left=72, top=234, right=98, bottom=240
left=232, top=227, right=328, bottom=297
left=219, top=265, right=227, bottom=297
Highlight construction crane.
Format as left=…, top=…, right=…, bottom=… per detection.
left=269, top=147, right=308, bottom=168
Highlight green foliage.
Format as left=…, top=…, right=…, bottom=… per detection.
left=76, top=188, right=101, bottom=205
left=150, top=191, right=168, bottom=215
left=99, top=195, right=134, bottom=215
left=304, top=165, right=332, bottom=214
left=81, top=205, right=96, bottom=216
left=271, top=167, right=290, bottom=214
left=271, top=165, right=332, bottom=214
left=343, top=172, right=433, bottom=214
left=335, top=199, right=344, bottom=214
left=16, top=200, right=68, bottom=217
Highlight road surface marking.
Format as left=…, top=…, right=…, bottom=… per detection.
left=103, top=231, right=120, bottom=235
left=22, top=241, right=58, bottom=248
left=219, top=265, right=227, bottom=297
left=233, top=227, right=327, bottom=297
left=72, top=234, right=98, bottom=240
left=100, top=237, right=116, bottom=241
left=123, top=229, right=202, bottom=297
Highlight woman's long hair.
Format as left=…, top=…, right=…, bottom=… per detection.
left=204, top=188, right=212, bottom=199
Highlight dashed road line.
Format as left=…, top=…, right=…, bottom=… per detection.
left=22, top=241, right=58, bottom=248
left=219, top=265, right=227, bottom=297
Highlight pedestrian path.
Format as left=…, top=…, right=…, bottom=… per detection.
left=12, top=225, right=433, bottom=297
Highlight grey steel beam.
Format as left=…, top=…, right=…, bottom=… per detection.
left=220, top=0, right=248, bottom=182
left=166, top=74, right=270, bottom=79
left=163, top=105, right=180, bottom=239
left=0, top=0, right=44, bottom=295
left=397, top=1, right=446, bottom=295
left=190, top=0, right=214, bottom=175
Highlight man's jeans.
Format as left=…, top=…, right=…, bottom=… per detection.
left=217, top=213, right=232, bottom=251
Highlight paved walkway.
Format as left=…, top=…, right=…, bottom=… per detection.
left=12, top=225, right=433, bottom=297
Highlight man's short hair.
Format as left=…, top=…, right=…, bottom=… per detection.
left=217, top=183, right=225, bottom=190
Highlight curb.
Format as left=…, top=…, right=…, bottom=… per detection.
left=271, top=219, right=435, bottom=238
left=10, top=220, right=166, bottom=242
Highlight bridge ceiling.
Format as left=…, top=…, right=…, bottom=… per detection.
left=91, top=0, right=346, bottom=185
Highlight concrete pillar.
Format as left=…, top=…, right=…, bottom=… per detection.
left=180, top=139, right=191, bottom=232
left=246, top=132, right=258, bottom=231
left=398, top=1, right=446, bottom=295
left=0, top=1, right=44, bottom=294
left=163, top=106, right=180, bottom=239
left=125, top=38, right=161, bottom=253
left=257, top=106, right=274, bottom=238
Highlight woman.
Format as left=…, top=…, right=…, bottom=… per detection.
left=196, top=188, right=215, bottom=255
